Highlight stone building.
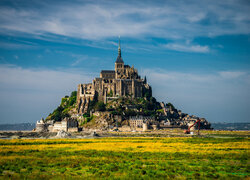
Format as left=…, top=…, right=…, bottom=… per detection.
left=36, top=118, right=78, bottom=132
left=77, top=39, right=151, bottom=114
left=129, top=116, right=156, bottom=130
left=36, top=118, right=47, bottom=132
left=52, top=118, right=78, bottom=132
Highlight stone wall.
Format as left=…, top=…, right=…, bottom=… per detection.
left=36, top=118, right=78, bottom=132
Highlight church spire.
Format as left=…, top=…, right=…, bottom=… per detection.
left=118, top=36, right=121, bottom=57
left=115, top=36, right=124, bottom=63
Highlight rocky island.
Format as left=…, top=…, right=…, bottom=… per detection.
left=36, top=39, right=211, bottom=133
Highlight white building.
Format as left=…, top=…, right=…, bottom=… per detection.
left=36, top=118, right=78, bottom=132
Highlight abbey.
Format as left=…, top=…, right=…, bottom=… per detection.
left=77, top=39, right=151, bottom=114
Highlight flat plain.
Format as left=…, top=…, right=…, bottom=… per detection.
left=0, top=130, right=249, bottom=179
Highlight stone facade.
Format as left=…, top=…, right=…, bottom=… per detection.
left=52, top=118, right=78, bottom=132
left=77, top=39, right=150, bottom=114
left=36, top=118, right=78, bottom=132
left=36, top=118, right=47, bottom=132
left=129, top=116, right=156, bottom=131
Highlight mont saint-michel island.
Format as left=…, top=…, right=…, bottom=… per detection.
left=36, top=40, right=211, bottom=134
left=1, top=0, right=249, bottom=179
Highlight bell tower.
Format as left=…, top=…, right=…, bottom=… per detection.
left=115, top=36, right=124, bottom=79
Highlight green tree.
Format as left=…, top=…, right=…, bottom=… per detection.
left=53, top=111, right=61, bottom=121
left=144, top=87, right=152, bottom=100
left=69, top=96, right=76, bottom=106
left=167, top=103, right=176, bottom=110
left=96, top=102, right=106, bottom=111
left=124, top=109, right=137, bottom=117
left=71, top=91, right=77, bottom=97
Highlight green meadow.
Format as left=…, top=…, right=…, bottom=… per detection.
left=0, top=134, right=249, bottom=179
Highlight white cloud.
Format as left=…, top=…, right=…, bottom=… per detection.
left=0, top=64, right=92, bottom=92
left=0, top=41, right=36, bottom=49
left=0, top=64, right=93, bottom=123
left=164, top=43, right=209, bottom=53
left=0, top=0, right=249, bottom=41
left=219, top=71, right=247, bottom=79
left=70, top=54, right=89, bottom=66
left=142, top=68, right=250, bottom=123
left=187, top=13, right=206, bottom=23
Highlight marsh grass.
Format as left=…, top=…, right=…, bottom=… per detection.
left=0, top=136, right=249, bottom=179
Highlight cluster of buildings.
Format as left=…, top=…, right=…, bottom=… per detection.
left=127, top=115, right=210, bottom=132
left=36, top=38, right=210, bottom=133
left=129, top=116, right=158, bottom=131
left=158, top=102, right=211, bottom=129
left=36, top=118, right=78, bottom=132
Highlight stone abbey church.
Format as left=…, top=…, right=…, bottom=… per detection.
left=77, top=40, right=151, bottom=114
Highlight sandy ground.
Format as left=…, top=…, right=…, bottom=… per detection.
left=0, top=129, right=249, bottom=139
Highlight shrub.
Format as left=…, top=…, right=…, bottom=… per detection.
left=96, top=102, right=106, bottom=111
left=71, top=91, right=77, bottom=97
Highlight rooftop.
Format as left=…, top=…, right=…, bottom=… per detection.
left=101, top=70, right=115, bottom=73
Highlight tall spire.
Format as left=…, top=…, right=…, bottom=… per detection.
left=118, top=35, right=121, bottom=57
left=115, top=36, right=124, bottom=63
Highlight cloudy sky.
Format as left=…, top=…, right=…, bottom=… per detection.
left=0, top=0, right=249, bottom=124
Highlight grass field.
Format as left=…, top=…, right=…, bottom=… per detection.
left=0, top=133, right=249, bottom=179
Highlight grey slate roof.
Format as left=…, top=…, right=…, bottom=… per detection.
left=116, top=56, right=124, bottom=63
left=101, top=70, right=115, bottom=74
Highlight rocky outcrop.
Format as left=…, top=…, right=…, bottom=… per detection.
left=56, top=130, right=71, bottom=138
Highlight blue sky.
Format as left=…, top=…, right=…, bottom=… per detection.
left=0, top=0, right=249, bottom=124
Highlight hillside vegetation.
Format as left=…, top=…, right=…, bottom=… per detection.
left=46, top=91, right=77, bottom=122
left=45, top=90, right=172, bottom=123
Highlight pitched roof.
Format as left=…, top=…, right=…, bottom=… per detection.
left=116, top=56, right=124, bottom=63
left=101, top=70, right=115, bottom=74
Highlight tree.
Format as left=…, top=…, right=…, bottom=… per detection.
left=96, top=102, right=106, bottom=111
left=167, top=103, right=176, bottom=110
left=144, top=87, right=152, bottom=100
left=124, top=109, right=137, bottom=117
left=69, top=96, right=76, bottom=106
left=71, top=91, right=77, bottom=97
left=53, top=110, right=61, bottom=121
